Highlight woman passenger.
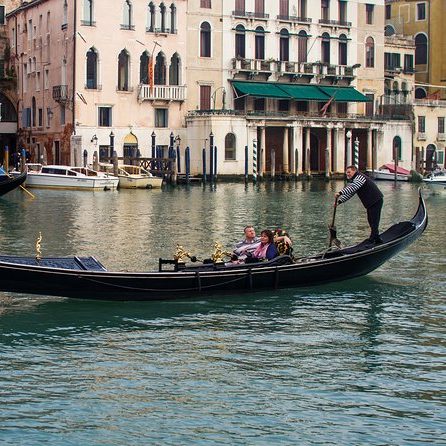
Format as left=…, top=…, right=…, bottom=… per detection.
left=248, top=229, right=278, bottom=261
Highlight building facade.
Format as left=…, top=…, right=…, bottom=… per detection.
left=386, top=0, right=446, bottom=169
left=186, top=0, right=413, bottom=177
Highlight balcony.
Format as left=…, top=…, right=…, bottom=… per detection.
left=277, top=15, right=312, bottom=24
left=319, top=18, right=352, bottom=28
left=232, top=10, right=269, bottom=20
left=138, top=84, right=187, bottom=102
left=120, top=24, right=135, bottom=30
left=52, top=85, right=69, bottom=103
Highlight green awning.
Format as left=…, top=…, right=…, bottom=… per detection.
left=233, top=81, right=291, bottom=99
left=317, top=86, right=371, bottom=102
left=278, top=84, right=331, bottom=101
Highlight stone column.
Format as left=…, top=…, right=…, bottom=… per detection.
left=294, top=124, right=303, bottom=175
left=283, top=127, right=289, bottom=174
left=305, top=127, right=311, bottom=174
left=335, top=128, right=346, bottom=173
left=260, top=126, right=266, bottom=177
left=326, top=126, right=332, bottom=177
left=367, top=128, right=373, bottom=171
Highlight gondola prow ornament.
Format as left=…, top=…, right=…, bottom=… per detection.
left=211, top=242, right=232, bottom=264
left=174, top=244, right=199, bottom=263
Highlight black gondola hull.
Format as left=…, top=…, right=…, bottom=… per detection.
left=0, top=192, right=427, bottom=301
left=0, top=171, right=27, bottom=196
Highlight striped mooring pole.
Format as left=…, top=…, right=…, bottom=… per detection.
left=252, top=139, right=258, bottom=183
left=353, top=137, right=359, bottom=169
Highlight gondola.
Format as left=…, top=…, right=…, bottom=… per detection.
left=0, top=190, right=427, bottom=301
left=0, top=170, right=27, bottom=196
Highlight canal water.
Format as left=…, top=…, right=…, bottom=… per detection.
left=0, top=182, right=444, bottom=445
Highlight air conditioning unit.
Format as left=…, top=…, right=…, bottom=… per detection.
left=417, top=132, right=426, bottom=141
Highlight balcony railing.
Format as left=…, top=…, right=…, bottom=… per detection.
left=232, top=58, right=356, bottom=79
left=120, top=24, right=135, bottom=30
left=52, top=85, right=69, bottom=102
left=138, top=84, right=187, bottom=102
left=277, top=15, right=312, bottom=23
left=319, top=18, right=352, bottom=27
left=232, top=10, right=269, bottom=19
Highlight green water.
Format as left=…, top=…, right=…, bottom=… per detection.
left=0, top=181, right=444, bottom=445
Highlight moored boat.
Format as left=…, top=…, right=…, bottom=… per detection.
left=15, top=164, right=119, bottom=191
left=423, top=170, right=446, bottom=193
left=0, top=190, right=427, bottom=301
left=98, top=163, right=163, bottom=189
left=367, top=163, right=410, bottom=182
left=0, top=169, right=27, bottom=196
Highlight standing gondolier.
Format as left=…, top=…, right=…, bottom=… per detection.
left=335, top=165, right=384, bottom=244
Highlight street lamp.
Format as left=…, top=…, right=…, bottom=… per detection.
left=91, top=134, right=98, bottom=146
left=175, top=135, right=181, bottom=147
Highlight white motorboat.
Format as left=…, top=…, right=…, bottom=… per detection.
left=98, top=164, right=163, bottom=189
left=423, top=169, right=446, bottom=193
left=367, top=163, right=410, bottom=182
left=15, top=164, right=119, bottom=190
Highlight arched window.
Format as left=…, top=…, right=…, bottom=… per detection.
left=0, top=93, right=18, bottom=122
left=392, top=80, right=399, bottom=93
left=235, top=25, right=246, bottom=58
left=321, top=32, right=330, bottom=64
left=393, top=136, right=402, bottom=161
left=160, top=2, right=166, bottom=32
left=415, top=33, right=427, bottom=65
left=118, top=49, right=130, bottom=91
left=384, top=25, right=395, bottom=36
left=415, top=87, right=427, bottom=99
left=365, top=36, right=374, bottom=67
left=140, top=51, right=149, bottom=83
left=170, top=3, right=176, bottom=34
left=169, top=53, right=180, bottom=85
left=297, top=30, right=308, bottom=63
left=338, top=34, right=347, bottom=65
left=83, top=0, right=94, bottom=24
left=255, top=26, right=265, bottom=60
left=279, top=28, right=289, bottom=62
left=401, top=81, right=409, bottom=103
left=154, top=52, right=166, bottom=85
left=148, top=2, right=155, bottom=32
left=200, top=22, right=211, bottom=57
left=225, top=133, right=236, bottom=160
left=123, top=0, right=132, bottom=28
left=86, top=47, right=98, bottom=89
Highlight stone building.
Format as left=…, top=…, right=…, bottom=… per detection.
left=186, top=0, right=413, bottom=177
left=386, top=0, right=446, bottom=169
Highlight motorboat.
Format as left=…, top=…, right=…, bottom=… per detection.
left=98, top=164, right=163, bottom=189
left=367, top=163, right=410, bottom=182
left=14, top=164, right=119, bottom=191
left=0, top=169, right=27, bottom=196
left=0, top=191, right=427, bottom=301
left=423, top=169, right=446, bottom=193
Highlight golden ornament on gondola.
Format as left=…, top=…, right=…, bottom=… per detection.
left=35, top=232, right=42, bottom=261
left=211, top=242, right=232, bottom=263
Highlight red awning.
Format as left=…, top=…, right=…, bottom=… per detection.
left=382, top=163, right=410, bottom=175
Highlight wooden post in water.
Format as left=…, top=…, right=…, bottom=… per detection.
left=185, top=147, right=190, bottom=184
left=93, top=151, right=99, bottom=171
left=112, top=151, right=119, bottom=177
left=393, top=144, right=398, bottom=183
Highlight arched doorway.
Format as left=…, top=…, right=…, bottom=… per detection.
left=426, top=144, right=437, bottom=171
left=123, top=133, right=138, bottom=163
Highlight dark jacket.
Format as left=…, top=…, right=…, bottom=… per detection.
left=338, top=172, right=383, bottom=209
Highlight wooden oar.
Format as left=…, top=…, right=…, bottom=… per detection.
left=3, top=168, right=35, bottom=199
left=328, top=198, right=342, bottom=249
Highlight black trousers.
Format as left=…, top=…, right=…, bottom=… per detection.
left=366, top=198, right=383, bottom=240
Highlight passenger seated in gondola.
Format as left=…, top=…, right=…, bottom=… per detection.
left=273, top=228, right=293, bottom=257
left=245, top=229, right=279, bottom=263
left=233, top=225, right=261, bottom=262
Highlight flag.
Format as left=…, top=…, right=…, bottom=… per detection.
left=148, top=55, right=154, bottom=91
left=320, top=95, right=335, bottom=116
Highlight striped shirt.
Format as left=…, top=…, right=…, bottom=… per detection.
left=338, top=172, right=383, bottom=208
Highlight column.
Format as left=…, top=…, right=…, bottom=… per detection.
left=283, top=127, right=289, bottom=174
left=326, top=126, right=332, bottom=177
left=294, top=124, right=303, bottom=175
left=305, top=127, right=311, bottom=174
left=260, top=126, right=266, bottom=177
left=367, top=129, right=373, bottom=171
left=335, top=128, right=346, bottom=173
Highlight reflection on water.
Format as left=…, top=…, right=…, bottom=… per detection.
left=0, top=182, right=444, bottom=445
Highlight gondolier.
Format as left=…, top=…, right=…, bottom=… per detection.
left=335, top=165, right=384, bottom=244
